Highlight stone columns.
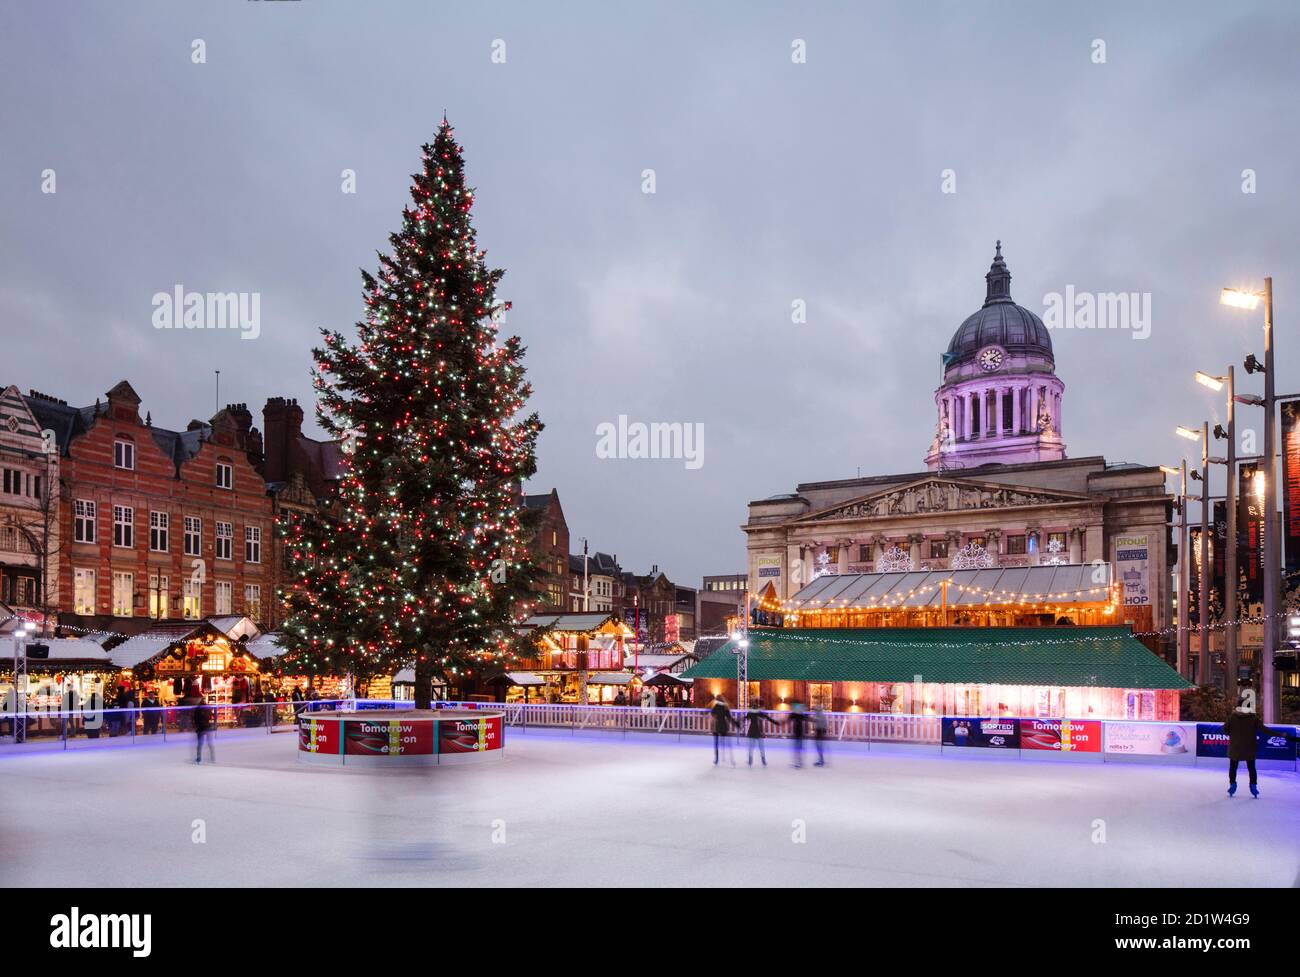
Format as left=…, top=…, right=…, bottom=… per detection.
left=964, top=391, right=974, bottom=440
left=1068, top=527, right=1083, bottom=564
left=786, top=543, right=802, bottom=596
left=908, top=534, right=922, bottom=566
left=945, top=530, right=962, bottom=565
left=837, top=539, right=850, bottom=575
left=1028, top=385, right=1039, bottom=434
left=1011, top=383, right=1021, bottom=434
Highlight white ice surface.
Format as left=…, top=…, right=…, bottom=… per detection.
left=2, top=727, right=1297, bottom=887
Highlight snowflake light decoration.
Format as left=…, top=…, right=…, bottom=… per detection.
left=950, top=542, right=994, bottom=570
left=876, top=544, right=914, bottom=573
left=1044, top=537, right=1067, bottom=566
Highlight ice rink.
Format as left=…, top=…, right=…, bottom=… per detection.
left=3, top=727, right=1298, bottom=887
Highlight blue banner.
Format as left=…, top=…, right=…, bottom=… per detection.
left=1195, top=723, right=1297, bottom=761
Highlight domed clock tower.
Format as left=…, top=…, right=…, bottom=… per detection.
left=925, top=242, right=1066, bottom=470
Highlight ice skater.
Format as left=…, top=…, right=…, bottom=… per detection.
left=813, top=705, right=829, bottom=766
left=786, top=701, right=811, bottom=768
left=743, top=702, right=772, bottom=766
left=193, top=698, right=215, bottom=764
left=710, top=695, right=736, bottom=766
left=1219, top=694, right=1294, bottom=797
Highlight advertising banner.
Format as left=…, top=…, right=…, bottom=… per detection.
left=1196, top=723, right=1297, bottom=761
left=941, top=717, right=1019, bottom=749
left=1020, top=717, right=1102, bottom=752
left=344, top=717, right=435, bottom=757
left=1283, top=401, right=1300, bottom=577
left=1103, top=721, right=1194, bottom=757
left=1239, top=462, right=1265, bottom=605
left=756, top=556, right=782, bottom=579
left=439, top=714, right=504, bottom=754
left=1114, top=534, right=1151, bottom=607
left=299, top=716, right=341, bottom=755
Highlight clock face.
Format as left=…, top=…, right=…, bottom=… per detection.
left=978, top=347, right=1004, bottom=372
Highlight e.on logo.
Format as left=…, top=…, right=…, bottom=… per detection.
left=49, top=908, right=151, bottom=957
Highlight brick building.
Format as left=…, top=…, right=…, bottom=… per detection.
left=25, top=382, right=274, bottom=636
left=0, top=385, right=59, bottom=624
left=523, top=488, right=569, bottom=613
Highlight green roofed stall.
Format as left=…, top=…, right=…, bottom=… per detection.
left=681, top=626, right=1191, bottom=720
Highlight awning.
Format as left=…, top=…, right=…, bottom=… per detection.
left=681, top=626, right=1192, bottom=690
left=22, top=638, right=113, bottom=666
left=245, top=633, right=289, bottom=658
left=588, top=671, right=632, bottom=685
left=486, top=671, right=545, bottom=686
left=788, top=564, right=1114, bottom=612
left=643, top=672, right=693, bottom=687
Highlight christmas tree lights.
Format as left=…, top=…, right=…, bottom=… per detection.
left=277, top=119, right=543, bottom=706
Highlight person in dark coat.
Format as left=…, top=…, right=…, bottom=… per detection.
left=743, top=704, right=771, bottom=766
left=813, top=706, right=829, bottom=766
left=710, top=695, right=736, bottom=766
left=1220, top=702, right=1294, bottom=797
left=785, top=702, right=812, bottom=768
left=193, top=698, right=215, bottom=763
left=141, top=691, right=160, bottom=734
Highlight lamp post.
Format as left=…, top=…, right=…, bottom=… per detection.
left=1197, top=369, right=1242, bottom=692
left=1160, top=462, right=1190, bottom=676
left=1177, top=423, right=1210, bottom=683
left=9, top=621, right=34, bottom=743
left=1220, top=282, right=1280, bottom=721
left=731, top=629, right=750, bottom=712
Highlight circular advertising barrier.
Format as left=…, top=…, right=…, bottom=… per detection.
left=297, top=708, right=505, bottom=766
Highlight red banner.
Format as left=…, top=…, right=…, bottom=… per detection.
left=1019, top=718, right=1102, bottom=752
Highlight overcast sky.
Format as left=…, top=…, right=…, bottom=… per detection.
left=2, top=1, right=1297, bottom=587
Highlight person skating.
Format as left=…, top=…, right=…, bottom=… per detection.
left=743, top=703, right=772, bottom=766
left=193, top=697, right=215, bottom=764
left=786, top=701, right=811, bottom=767
left=710, top=695, right=736, bottom=766
left=813, top=705, right=829, bottom=766
left=1219, top=696, right=1295, bottom=797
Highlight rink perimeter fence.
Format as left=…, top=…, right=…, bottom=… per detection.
left=1, top=698, right=1296, bottom=770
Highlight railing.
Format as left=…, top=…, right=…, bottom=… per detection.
left=0, top=698, right=355, bottom=750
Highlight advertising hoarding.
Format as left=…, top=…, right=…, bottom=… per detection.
left=1196, top=723, right=1296, bottom=762
left=941, top=717, right=1019, bottom=749
left=1103, top=722, right=1194, bottom=757
left=1020, top=717, right=1102, bottom=752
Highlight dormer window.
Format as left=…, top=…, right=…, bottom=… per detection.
left=216, top=461, right=233, bottom=490
left=113, top=438, right=135, bottom=471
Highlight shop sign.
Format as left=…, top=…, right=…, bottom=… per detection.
left=941, top=716, right=1019, bottom=748
left=1020, top=717, right=1102, bottom=752
left=756, top=556, right=781, bottom=579
left=1196, top=723, right=1297, bottom=761
left=1103, top=722, right=1194, bottom=756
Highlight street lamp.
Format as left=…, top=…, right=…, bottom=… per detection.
left=1160, top=463, right=1191, bottom=676
left=1178, top=423, right=1211, bottom=684
left=1220, top=280, right=1279, bottom=721
left=730, top=630, right=750, bottom=711
left=1197, top=368, right=1239, bottom=694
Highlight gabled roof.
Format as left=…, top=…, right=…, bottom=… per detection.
left=519, top=612, right=632, bottom=636
left=682, top=626, right=1192, bottom=690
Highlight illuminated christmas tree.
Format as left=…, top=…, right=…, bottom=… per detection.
left=278, top=119, right=543, bottom=706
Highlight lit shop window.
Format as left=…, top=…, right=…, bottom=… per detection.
left=215, top=580, right=232, bottom=616
left=74, top=569, right=95, bottom=615
left=112, top=571, right=134, bottom=617
left=148, top=574, right=169, bottom=619
left=182, top=579, right=202, bottom=620
left=244, top=584, right=261, bottom=620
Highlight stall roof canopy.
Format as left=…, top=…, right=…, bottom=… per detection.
left=681, top=627, right=1192, bottom=690
left=518, top=613, right=632, bottom=636
left=31, top=638, right=113, bottom=664
left=245, top=633, right=289, bottom=658
left=788, top=564, right=1114, bottom=611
